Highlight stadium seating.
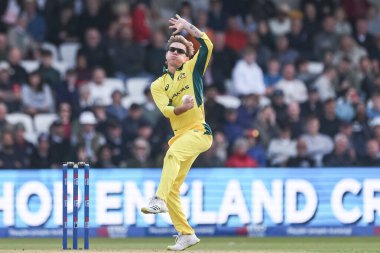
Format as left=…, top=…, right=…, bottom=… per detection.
left=34, top=113, right=59, bottom=135
left=59, top=42, right=80, bottom=68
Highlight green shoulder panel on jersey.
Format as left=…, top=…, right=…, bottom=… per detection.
left=203, top=123, right=212, bottom=135
left=193, top=38, right=209, bottom=107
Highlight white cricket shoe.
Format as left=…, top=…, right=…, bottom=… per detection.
left=141, top=196, right=168, bottom=214
left=167, top=233, right=200, bottom=251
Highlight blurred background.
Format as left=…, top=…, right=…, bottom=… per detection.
left=0, top=0, right=379, bottom=241
left=0, top=0, right=379, bottom=168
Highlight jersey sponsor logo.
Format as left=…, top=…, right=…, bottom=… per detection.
left=171, top=85, right=190, bottom=100
left=165, top=84, right=170, bottom=91
left=177, top=73, right=186, bottom=81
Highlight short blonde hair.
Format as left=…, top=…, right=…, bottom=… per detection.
left=167, top=35, right=194, bottom=57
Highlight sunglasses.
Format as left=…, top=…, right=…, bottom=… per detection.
left=168, top=47, right=187, bottom=55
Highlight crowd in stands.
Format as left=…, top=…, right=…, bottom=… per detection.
left=0, top=0, right=380, bottom=168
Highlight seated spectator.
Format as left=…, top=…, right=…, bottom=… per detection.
left=21, top=71, right=54, bottom=116
left=7, top=16, right=37, bottom=58
left=336, top=88, right=359, bottom=122
left=313, top=16, right=339, bottom=61
left=300, top=86, right=323, bottom=119
left=37, top=49, right=61, bottom=90
left=122, top=138, right=153, bottom=168
left=8, top=47, right=28, bottom=84
left=13, top=122, right=34, bottom=167
left=30, top=133, right=52, bottom=168
left=287, top=15, right=310, bottom=58
left=301, top=116, right=334, bottom=166
left=353, top=18, right=374, bottom=53
left=0, top=32, right=10, bottom=61
left=267, top=125, right=296, bottom=167
left=264, top=58, right=282, bottom=95
left=56, top=70, right=80, bottom=117
left=207, top=0, right=228, bottom=32
left=22, top=0, right=46, bottom=42
left=93, top=144, right=116, bottom=168
left=232, top=47, right=265, bottom=96
left=295, top=58, right=318, bottom=86
left=0, top=61, right=21, bottom=112
left=247, top=30, right=272, bottom=70
left=223, top=108, right=244, bottom=145
left=283, top=102, right=304, bottom=139
left=142, top=87, right=161, bottom=127
left=77, top=28, right=112, bottom=74
left=226, top=137, right=258, bottom=168
left=319, top=98, right=342, bottom=138
left=302, top=2, right=320, bottom=42
left=333, top=35, right=367, bottom=67
left=237, top=93, right=260, bottom=129
left=204, top=86, right=225, bottom=132
left=109, top=25, right=147, bottom=81
left=49, top=119, right=71, bottom=168
left=273, top=35, right=299, bottom=67
left=106, top=90, right=128, bottom=122
left=210, top=32, right=238, bottom=94
left=271, top=89, right=287, bottom=124
left=336, top=57, right=359, bottom=96
left=73, top=111, right=106, bottom=163
left=88, top=67, right=123, bottom=106
left=246, top=129, right=267, bottom=167
left=334, top=7, right=352, bottom=36
left=358, top=139, right=380, bottom=166
left=313, top=65, right=337, bottom=102
left=269, top=4, right=291, bottom=36
left=323, top=134, right=356, bottom=167
left=105, top=121, right=125, bottom=166
left=122, top=103, right=150, bottom=142
left=0, top=102, right=11, bottom=133
left=276, top=63, right=307, bottom=104
left=225, top=15, right=248, bottom=53
left=253, top=106, right=279, bottom=148
left=367, top=92, right=380, bottom=120
left=74, top=53, right=92, bottom=85
left=367, top=5, right=380, bottom=37
left=286, top=138, right=315, bottom=167
left=0, top=128, right=25, bottom=169
left=145, top=30, right=166, bottom=78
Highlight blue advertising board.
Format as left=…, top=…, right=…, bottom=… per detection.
left=0, top=168, right=379, bottom=237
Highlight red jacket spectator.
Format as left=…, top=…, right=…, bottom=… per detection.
left=226, top=138, right=258, bottom=168
left=132, top=3, right=150, bottom=44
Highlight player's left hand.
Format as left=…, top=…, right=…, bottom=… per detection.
left=169, top=14, right=187, bottom=35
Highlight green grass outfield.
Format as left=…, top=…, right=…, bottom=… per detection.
left=0, top=237, right=379, bottom=253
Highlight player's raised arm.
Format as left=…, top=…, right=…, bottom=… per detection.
left=169, top=14, right=203, bottom=38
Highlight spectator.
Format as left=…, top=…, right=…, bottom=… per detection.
left=247, top=31, right=272, bottom=71
left=367, top=92, right=380, bottom=119
left=142, top=87, right=161, bottom=127
left=236, top=93, right=260, bottom=130
left=47, top=3, right=79, bottom=45
left=302, top=2, right=320, bottom=41
left=49, top=119, right=71, bottom=167
left=106, top=90, right=128, bottom=123
left=283, top=102, right=304, bottom=139
left=7, top=47, right=28, bottom=84
left=131, top=2, right=150, bottom=44
left=225, top=16, right=248, bottom=53
left=145, top=30, right=167, bottom=78
left=232, top=47, right=265, bottom=96
left=354, top=18, right=375, bottom=53
left=122, top=137, right=153, bottom=168
left=74, top=111, right=106, bottom=163
left=256, top=20, right=275, bottom=51
left=0, top=128, right=25, bottom=169
left=122, top=103, right=150, bottom=142
left=21, top=71, right=55, bottom=116
left=78, top=0, right=111, bottom=36
left=264, top=58, right=282, bottom=95
left=269, top=4, right=291, bottom=36
left=0, top=61, right=21, bottom=112
left=300, top=86, right=323, bottom=119
left=323, top=133, right=356, bottom=167
left=204, top=86, right=225, bottom=132
left=0, top=102, right=10, bottom=133
left=313, top=16, right=339, bottom=60
left=358, top=139, right=380, bottom=166
left=207, top=0, right=228, bottom=32
left=333, top=35, right=368, bottom=67
left=77, top=28, right=112, bottom=74
left=74, top=53, right=92, bottom=85
left=295, top=58, right=318, bottom=86
left=367, top=4, right=380, bottom=36
left=13, top=122, right=33, bottom=166
left=7, top=15, right=37, bottom=58
left=0, top=32, right=10, bottom=61
left=336, top=88, right=359, bottom=122
left=273, top=35, right=299, bottom=67
left=23, top=0, right=46, bottom=42
left=223, top=108, right=244, bottom=145
left=92, top=100, right=108, bottom=135
left=56, top=70, right=80, bottom=117
left=29, top=133, right=52, bottom=168
left=186, top=10, right=214, bottom=53
left=37, top=49, right=61, bottom=90
left=334, top=7, right=352, bottom=36
left=105, top=121, right=125, bottom=166
left=226, top=137, right=258, bottom=168
left=286, top=17, right=311, bottom=58
left=271, top=89, right=287, bottom=124
left=93, top=144, right=116, bottom=168
left=319, top=98, right=342, bottom=138
left=336, top=57, right=359, bottom=95
left=301, top=116, right=334, bottom=166
left=109, top=25, right=147, bottom=81
left=267, top=125, right=296, bottom=167
left=211, top=32, right=238, bottom=93
left=253, top=106, right=279, bottom=148
left=286, top=138, right=315, bottom=167
left=57, top=102, right=75, bottom=139
left=88, top=67, right=123, bottom=107
left=276, top=63, right=307, bottom=104
left=313, top=65, right=337, bottom=102
left=246, top=129, right=267, bottom=167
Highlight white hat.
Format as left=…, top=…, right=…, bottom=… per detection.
left=0, top=61, right=10, bottom=71
left=370, top=117, right=380, bottom=127
left=79, top=111, right=97, bottom=124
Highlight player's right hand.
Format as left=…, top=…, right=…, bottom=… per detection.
left=182, top=95, right=194, bottom=110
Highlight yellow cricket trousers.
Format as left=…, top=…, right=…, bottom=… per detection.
left=156, top=130, right=212, bottom=234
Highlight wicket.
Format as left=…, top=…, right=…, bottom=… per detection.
left=62, top=162, right=90, bottom=250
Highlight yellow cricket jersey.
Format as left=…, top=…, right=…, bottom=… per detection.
left=151, top=32, right=213, bottom=137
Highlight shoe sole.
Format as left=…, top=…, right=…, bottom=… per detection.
left=167, top=239, right=200, bottom=251
left=141, top=207, right=167, bottom=214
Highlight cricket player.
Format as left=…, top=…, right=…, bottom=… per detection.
left=141, top=14, right=213, bottom=251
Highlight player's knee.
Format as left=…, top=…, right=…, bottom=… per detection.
left=165, top=150, right=179, bottom=162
